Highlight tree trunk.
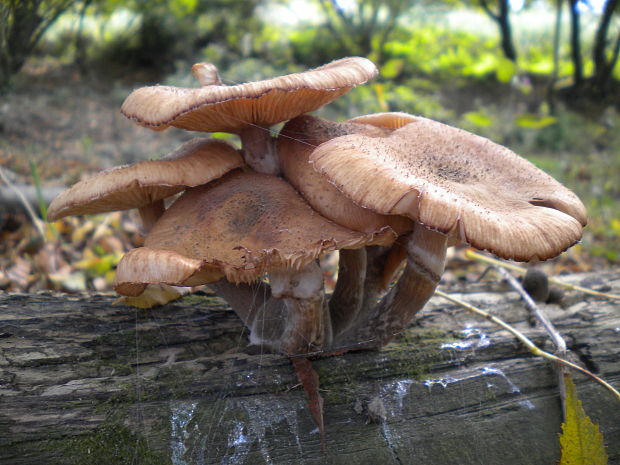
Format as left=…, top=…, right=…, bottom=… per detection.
left=74, top=0, right=93, bottom=75
left=548, top=0, right=563, bottom=108
left=592, top=0, right=619, bottom=94
left=569, top=0, right=584, bottom=87
left=480, top=0, right=517, bottom=61
left=0, top=0, right=73, bottom=91
left=498, top=0, right=517, bottom=61
left=1, top=271, right=619, bottom=465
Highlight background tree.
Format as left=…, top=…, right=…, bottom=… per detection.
left=479, top=0, right=518, bottom=61
left=568, top=0, right=584, bottom=87
left=0, top=0, right=74, bottom=91
left=315, top=0, right=414, bottom=65
left=562, top=0, right=620, bottom=98
left=71, top=0, right=265, bottom=81
left=592, top=0, right=620, bottom=94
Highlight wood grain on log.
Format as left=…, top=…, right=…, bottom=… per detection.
left=1, top=271, right=619, bottom=465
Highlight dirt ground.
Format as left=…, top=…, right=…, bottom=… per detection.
left=0, top=64, right=199, bottom=187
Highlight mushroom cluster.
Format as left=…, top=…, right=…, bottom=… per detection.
left=49, top=57, right=587, bottom=357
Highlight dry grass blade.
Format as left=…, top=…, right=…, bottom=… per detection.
left=465, top=249, right=620, bottom=300
left=0, top=166, right=46, bottom=238
left=434, top=289, right=620, bottom=402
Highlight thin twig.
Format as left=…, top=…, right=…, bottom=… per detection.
left=0, top=166, right=46, bottom=238
left=492, top=265, right=569, bottom=413
left=494, top=265, right=566, bottom=352
left=434, top=290, right=620, bottom=403
left=465, top=249, right=620, bottom=300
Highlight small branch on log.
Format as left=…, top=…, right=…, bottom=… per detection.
left=493, top=265, right=569, bottom=413
left=494, top=266, right=566, bottom=353
left=0, top=181, right=63, bottom=216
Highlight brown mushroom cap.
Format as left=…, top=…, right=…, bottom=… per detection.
left=120, top=57, right=378, bottom=134
left=309, top=116, right=587, bottom=261
left=47, top=138, right=243, bottom=220
left=278, top=115, right=412, bottom=235
left=114, top=171, right=395, bottom=295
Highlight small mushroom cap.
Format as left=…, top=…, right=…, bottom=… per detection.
left=114, top=171, right=395, bottom=295
left=120, top=57, right=377, bottom=133
left=47, top=138, right=243, bottom=220
left=279, top=115, right=412, bottom=235
left=114, top=248, right=224, bottom=296
left=310, top=116, right=587, bottom=262
left=348, top=112, right=419, bottom=129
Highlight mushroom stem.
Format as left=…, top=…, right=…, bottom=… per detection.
left=336, top=243, right=408, bottom=341
left=353, top=245, right=395, bottom=330
left=335, top=225, right=447, bottom=350
left=138, top=200, right=165, bottom=233
left=329, top=248, right=367, bottom=336
left=269, top=261, right=330, bottom=355
left=208, top=279, right=287, bottom=352
left=380, top=241, right=408, bottom=290
left=239, top=125, right=280, bottom=175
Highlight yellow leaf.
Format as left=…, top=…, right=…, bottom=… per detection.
left=115, top=284, right=190, bottom=309
left=104, top=270, right=116, bottom=285
left=75, top=250, right=122, bottom=275
left=559, top=374, right=608, bottom=465
left=71, top=220, right=96, bottom=243
left=373, top=83, right=389, bottom=112
left=73, top=249, right=99, bottom=270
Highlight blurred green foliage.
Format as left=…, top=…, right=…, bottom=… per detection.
left=5, top=0, right=620, bottom=262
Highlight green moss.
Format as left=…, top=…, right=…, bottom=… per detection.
left=57, top=420, right=169, bottom=465
left=91, top=331, right=139, bottom=354
left=394, top=327, right=459, bottom=345
left=47, top=378, right=171, bottom=464
left=321, top=386, right=356, bottom=405
left=92, top=328, right=174, bottom=355
left=142, top=367, right=197, bottom=400
left=107, top=362, right=134, bottom=376
left=179, top=294, right=225, bottom=306
left=484, top=386, right=498, bottom=402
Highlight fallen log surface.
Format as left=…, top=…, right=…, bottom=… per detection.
left=1, top=270, right=619, bottom=465
left=0, top=184, right=64, bottom=215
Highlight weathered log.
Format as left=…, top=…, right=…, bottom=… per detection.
left=1, top=271, right=619, bottom=465
left=0, top=184, right=64, bottom=215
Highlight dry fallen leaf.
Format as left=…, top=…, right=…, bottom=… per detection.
left=115, top=283, right=191, bottom=309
